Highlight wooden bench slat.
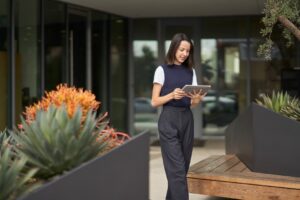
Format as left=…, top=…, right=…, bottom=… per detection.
left=188, top=178, right=300, bottom=200
left=242, top=167, right=251, bottom=172
left=187, top=155, right=300, bottom=191
left=228, top=161, right=247, bottom=172
left=212, top=156, right=240, bottom=173
left=189, top=155, right=221, bottom=172
left=188, top=171, right=300, bottom=189
left=191, top=155, right=235, bottom=174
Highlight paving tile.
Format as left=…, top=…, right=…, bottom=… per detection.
left=150, top=139, right=230, bottom=200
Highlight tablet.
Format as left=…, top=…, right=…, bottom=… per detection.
left=182, top=85, right=211, bottom=94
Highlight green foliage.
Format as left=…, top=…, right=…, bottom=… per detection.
left=258, top=0, right=300, bottom=59
left=0, top=130, right=38, bottom=200
left=256, top=91, right=291, bottom=113
left=281, top=105, right=300, bottom=122
left=12, top=105, right=108, bottom=180
left=0, top=130, right=8, bottom=148
left=256, top=91, right=300, bottom=121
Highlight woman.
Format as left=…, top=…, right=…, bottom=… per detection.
left=151, top=33, right=206, bottom=200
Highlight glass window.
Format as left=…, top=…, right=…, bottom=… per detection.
left=201, top=38, right=243, bottom=135
left=44, top=0, right=66, bottom=91
left=15, top=0, right=40, bottom=123
left=248, top=16, right=263, bottom=38
left=0, top=0, right=8, bottom=130
left=248, top=16, right=300, bottom=99
left=92, top=11, right=108, bottom=112
left=201, top=17, right=248, bottom=39
left=132, top=19, right=158, bottom=137
left=68, top=10, right=87, bottom=88
left=133, top=40, right=158, bottom=96
left=200, top=17, right=248, bottom=136
left=110, top=16, right=128, bottom=132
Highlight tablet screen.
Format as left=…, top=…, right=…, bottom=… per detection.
left=182, top=85, right=211, bottom=94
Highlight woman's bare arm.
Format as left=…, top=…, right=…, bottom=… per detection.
left=151, top=83, right=185, bottom=108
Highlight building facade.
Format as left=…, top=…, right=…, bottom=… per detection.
left=0, top=0, right=129, bottom=132
left=1, top=0, right=299, bottom=139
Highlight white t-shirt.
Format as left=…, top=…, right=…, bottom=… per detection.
left=153, top=66, right=198, bottom=86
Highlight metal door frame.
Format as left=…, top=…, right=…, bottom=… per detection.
left=67, top=6, right=91, bottom=89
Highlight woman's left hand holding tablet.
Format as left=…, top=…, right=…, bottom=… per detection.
left=186, top=89, right=206, bottom=104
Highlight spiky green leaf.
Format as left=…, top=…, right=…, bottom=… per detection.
left=11, top=105, right=108, bottom=179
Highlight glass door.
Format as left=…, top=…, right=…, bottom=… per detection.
left=68, top=8, right=88, bottom=88
left=201, top=39, right=246, bottom=136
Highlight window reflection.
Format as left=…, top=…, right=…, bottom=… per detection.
left=69, top=11, right=87, bottom=88
left=15, top=0, right=40, bottom=123
left=249, top=39, right=299, bottom=99
left=92, top=12, right=108, bottom=112
left=248, top=17, right=300, bottom=98
left=201, top=39, right=243, bottom=135
left=132, top=19, right=159, bottom=140
left=164, top=40, right=171, bottom=54
left=44, top=0, right=66, bottom=91
left=133, top=40, right=158, bottom=96
left=110, top=17, right=127, bottom=132
left=133, top=40, right=158, bottom=137
left=201, top=39, right=217, bottom=85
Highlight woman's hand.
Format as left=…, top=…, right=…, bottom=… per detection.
left=173, top=88, right=186, bottom=100
left=186, top=89, right=207, bottom=107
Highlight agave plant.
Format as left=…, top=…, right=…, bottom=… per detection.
left=281, top=105, right=300, bottom=122
left=21, top=84, right=130, bottom=153
left=256, top=91, right=300, bottom=121
left=256, top=91, right=300, bottom=113
left=12, top=105, right=108, bottom=180
left=0, top=130, right=8, bottom=147
left=0, top=130, right=38, bottom=200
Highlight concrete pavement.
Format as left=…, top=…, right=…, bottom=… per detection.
left=149, top=139, right=231, bottom=200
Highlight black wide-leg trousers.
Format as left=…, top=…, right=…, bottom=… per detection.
left=158, top=106, right=194, bottom=200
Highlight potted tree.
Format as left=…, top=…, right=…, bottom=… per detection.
left=258, top=0, right=300, bottom=60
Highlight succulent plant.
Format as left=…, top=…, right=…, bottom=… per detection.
left=12, top=105, right=108, bottom=180
left=256, top=91, right=300, bottom=113
left=256, top=91, right=300, bottom=121
left=0, top=130, right=38, bottom=200
left=281, top=105, right=300, bottom=122
left=21, top=84, right=130, bottom=154
left=0, top=130, right=8, bottom=147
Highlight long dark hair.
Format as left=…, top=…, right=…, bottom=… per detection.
left=165, top=33, right=194, bottom=69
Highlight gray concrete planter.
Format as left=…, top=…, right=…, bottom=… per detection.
left=19, top=132, right=150, bottom=200
left=225, top=103, right=300, bottom=177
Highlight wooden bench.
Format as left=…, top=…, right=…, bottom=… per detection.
left=187, top=155, right=300, bottom=200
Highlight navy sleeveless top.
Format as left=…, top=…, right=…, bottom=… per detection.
left=160, top=64, right=193, bottom=107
